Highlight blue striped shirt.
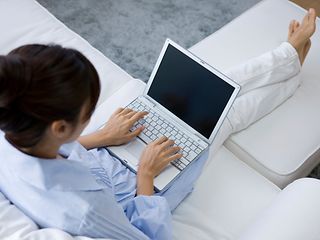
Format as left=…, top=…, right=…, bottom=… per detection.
left=0, top=131, right=208, bottom=239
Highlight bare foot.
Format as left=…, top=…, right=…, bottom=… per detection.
left=288, top=20, right=312, bottom=65
left=288, top=8, right=316, bottom=65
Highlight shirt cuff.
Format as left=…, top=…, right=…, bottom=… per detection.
left=125, top=195, right=172, bottom=240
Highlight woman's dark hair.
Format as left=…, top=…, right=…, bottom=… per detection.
left=0, top=44, right=100, bottom=148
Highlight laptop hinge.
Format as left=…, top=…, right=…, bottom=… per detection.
left=143, top=95, right=157, bottom=107
left=194, top=133, right=209, bottom=148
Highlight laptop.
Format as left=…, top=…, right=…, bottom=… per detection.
left=107, top=39, right=240, bottom=192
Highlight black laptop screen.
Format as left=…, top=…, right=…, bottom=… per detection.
left=147, top=44, right=235, bottom=139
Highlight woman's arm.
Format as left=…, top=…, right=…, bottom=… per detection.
left=78, top=108, right=147, bottom=149
left=78, top=130, right=112, bottom=150
left=136, top=136, right=182, bottom=196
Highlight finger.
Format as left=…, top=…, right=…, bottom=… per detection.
left=128, top=111, right=148, bottom=123
left=160, top=139, right=175, bottom=150
left=163, top=146, right=181, bottom=156
left=166, top=153, right=183, bottom=163
left=111, top=107, right=124, bottom=117
left=127, top=126, right=144, bottom=139
left=125, top=110, right=138, bottom=118
left=153, top=136, right=168, bottom=145
left=120, top=108, right=133, bottom=115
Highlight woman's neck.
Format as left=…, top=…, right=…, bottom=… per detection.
left=19, top=137, right=61, bottom=159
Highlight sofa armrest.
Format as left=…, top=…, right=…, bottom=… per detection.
left=0, top=0, right=135, bottom=106
left=239, top=178, right=320, bottom=240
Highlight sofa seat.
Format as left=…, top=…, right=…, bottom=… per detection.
left=172, top=145, right=279, bottom=240
left=190, top=0, right=320, bottom=188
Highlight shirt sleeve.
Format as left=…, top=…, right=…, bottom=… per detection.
left=125, top=195, right=173, bottom=240
left=78, top=195, right=150, bottom=240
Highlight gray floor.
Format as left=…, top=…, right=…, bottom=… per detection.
left=37, top=0, right=261, bottom=82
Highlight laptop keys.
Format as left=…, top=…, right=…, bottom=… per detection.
left=128, top=99, right=204, bottom=171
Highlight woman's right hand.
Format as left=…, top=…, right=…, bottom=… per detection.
left=136, top=136, right=182, bottom=195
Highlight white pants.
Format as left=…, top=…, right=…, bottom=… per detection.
left=210, top=41, right=301, bottom=154
left=159, top=42, right=301, bottom=210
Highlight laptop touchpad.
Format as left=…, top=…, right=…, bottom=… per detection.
left=125, top=139, right=145, bottom=159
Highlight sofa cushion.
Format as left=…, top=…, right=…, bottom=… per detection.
left=0, top=0, right=133, bottom=105
left=190, top=0, right=320, bottom=188
left=239, top=178, right=320, bottom=240
left=0, top=191, right=110, bottom=240
left=172, top=145, right=279, bottom=240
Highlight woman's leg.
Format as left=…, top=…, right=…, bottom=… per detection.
left=210, top=42, right=301, bottom=154
left=211, top=8, right=316, bottom=149
left=225, top=74, right=301, bottom=134
left=226, top=42, right=300, bottom=97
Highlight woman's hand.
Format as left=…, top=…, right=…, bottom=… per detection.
left=78, top=108, right=148, bottom=149
left=99, top=108, right=148, bottom=146
left=136, top=136, right=183, bottom=195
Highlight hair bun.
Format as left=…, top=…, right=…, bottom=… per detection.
left=0, top=55, right=31, bottom=109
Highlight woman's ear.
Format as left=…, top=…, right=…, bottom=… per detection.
left=50, top=120, right=73, bottom=140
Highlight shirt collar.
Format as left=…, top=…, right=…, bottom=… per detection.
left=0, top=132, right=106, bottom=191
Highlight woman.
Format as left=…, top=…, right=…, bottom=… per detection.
left=0, top=9, right=316, bottom=240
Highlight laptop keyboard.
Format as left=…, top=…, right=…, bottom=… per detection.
left=127, top=99, right=205, bottom=171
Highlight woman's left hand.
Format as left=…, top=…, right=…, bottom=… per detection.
left=99, top=108, right=148, bottom=146
left=78, top=108, right=148, bottom=149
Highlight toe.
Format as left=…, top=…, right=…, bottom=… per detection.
left=308, top=9, right=317, bottom=34
left=302, top=8, right=317, bottom=25
left=303, top=8, right=316, bottom=25
left=289, top=20, right=295, bottom=37
left=309, top=8, right=316, bottom=22
left=294, top=21, right=300, bottom=31
left=300, top=8, right=316, bottom=37
left=302, top=12, right=309, bottom=25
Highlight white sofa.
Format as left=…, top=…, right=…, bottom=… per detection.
left=1, top=0, right=320, bottom=239
left=190, top=0, right=320, bottom=189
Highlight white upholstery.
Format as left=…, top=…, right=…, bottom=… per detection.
left=190, top=0, right=320, bottom=188
left=0, top=0, right=133, bottom=105
left=239, top=178, right=320, bottom=240
left=0, top=191, right=105, bottom=240
left=172, top=146, right=279, bottom=240
left=1, top=0, right=320, bottom=239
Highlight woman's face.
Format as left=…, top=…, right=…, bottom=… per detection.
left=64, top=103, right=91, bottom=143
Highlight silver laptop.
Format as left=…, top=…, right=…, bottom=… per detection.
left=107, top=39, right=240, bottom=192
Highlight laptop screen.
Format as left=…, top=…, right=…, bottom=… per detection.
left=147, top=44, right=236, bottom=139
